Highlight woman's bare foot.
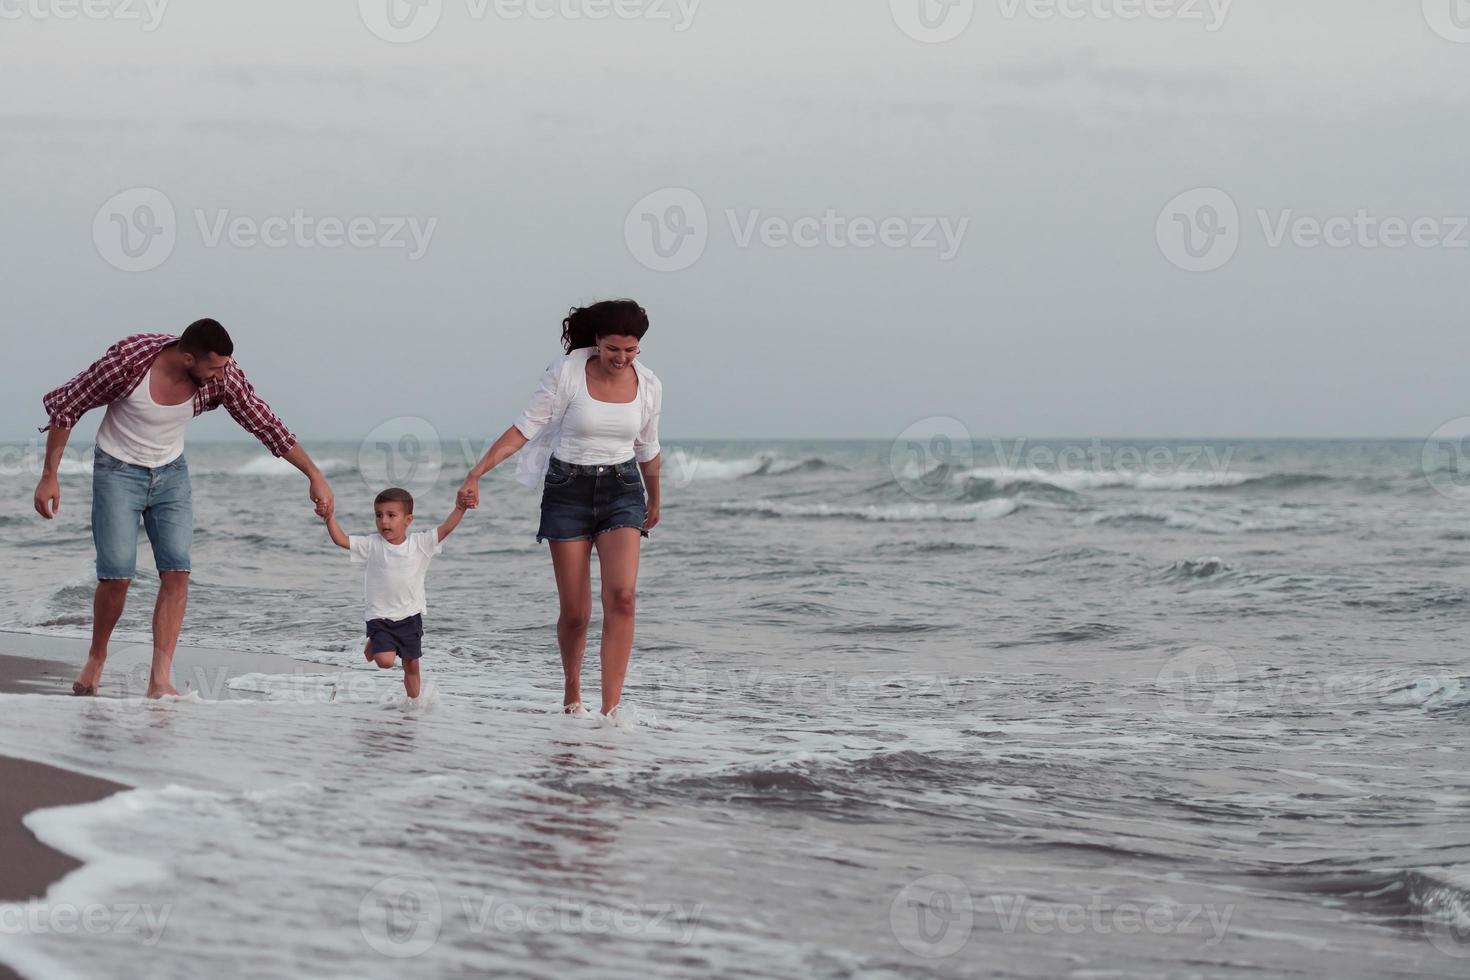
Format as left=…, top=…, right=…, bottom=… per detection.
left=146, top=682, right=180, bottom=699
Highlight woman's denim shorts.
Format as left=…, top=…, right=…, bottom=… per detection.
left=536, top=456, right=649, bottom=544
left=91, top=447, right=193, bottom=580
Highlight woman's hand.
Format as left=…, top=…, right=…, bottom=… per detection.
left=458, top=475, right=480, bottom=510
left=644, top=499, right=660, bottom=531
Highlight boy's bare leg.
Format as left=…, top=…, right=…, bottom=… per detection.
left=403, top=658, right=421, bottom=699
left=147, top=570, right=188, bottom=698
left=75, top=579, right=130, bottom=691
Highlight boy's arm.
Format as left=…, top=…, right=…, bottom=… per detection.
left=324, top=514, right=350, bottom=550
left=437, top=502, right=468, bottom=542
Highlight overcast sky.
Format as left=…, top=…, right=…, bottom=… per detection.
left=2, top=0, right=1466, bottom=445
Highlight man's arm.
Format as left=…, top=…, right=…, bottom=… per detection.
left=218, top=364, right=334, bottom=517
left=324, top=513, right=350, bottom=550
left=437, top=502, right=468, bottom=542
left=33, top=426, right=72, bottom=519
left=39, top=338, right=140, bottom=435
left=282, top=442, right=335, bottom=519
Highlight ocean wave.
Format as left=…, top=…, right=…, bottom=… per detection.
left=900, top=465, right=1344, bottom=496
left=1160, top=557, right=1234, bottom=580
left=684, top=454, right=847, bottom=480
left=748, top=457, right=847, bottom=477
left=714, top=498, right=1018, bottom=522
left=200, top=456, right=359, bottom=478
left=1342, top=587, right=1469, bottom=616
left=1375, top=674, right=1470, bottom=709
left=1084, top=508, right=1304, bottom=535
left=1269, top=865, right=1470, bottom=933
left=959, top=466, right=1255, bottom=492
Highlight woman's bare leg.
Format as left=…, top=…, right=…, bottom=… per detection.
left=593, top=528, right=642, bottom=715
left=549, top=539, right=594, bottom=707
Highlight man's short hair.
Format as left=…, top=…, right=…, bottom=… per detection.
left=179, top=318, right=234, bottom=358
left=374, top=488, right=414, bottom=514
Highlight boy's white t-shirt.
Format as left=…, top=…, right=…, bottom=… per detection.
left=349, top=529, right=442, bottom=622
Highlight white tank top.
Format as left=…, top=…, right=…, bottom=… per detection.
left=95, top=367, right=195, bottom=468
left=555, top=364, right=641, bottom=465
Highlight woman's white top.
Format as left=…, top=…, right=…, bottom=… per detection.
left=95, top=367, right=195, bottom=468
left=556, top=361, right=644, bottom=465
left=513, top=347, right=661, bottom=488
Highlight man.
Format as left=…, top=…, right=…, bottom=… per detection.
left=32, top=318, right=335, bottom=698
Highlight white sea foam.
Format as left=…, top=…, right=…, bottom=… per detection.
left=217, top=456, right=358, bottom=478
left=959, top=466, right=1253, bottom=492
left=716, top=498, right=1018, bottom=522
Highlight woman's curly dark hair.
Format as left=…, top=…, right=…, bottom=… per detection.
left=561, top=299, right=649, bottom=354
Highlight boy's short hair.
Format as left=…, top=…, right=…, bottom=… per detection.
left=374, top=488, right=414, bottom=514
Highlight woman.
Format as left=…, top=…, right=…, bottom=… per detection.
left=458, top=300, right=662, bottom=719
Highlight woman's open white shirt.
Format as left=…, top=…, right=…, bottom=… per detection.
left=512, top=347, right=662, bottom=489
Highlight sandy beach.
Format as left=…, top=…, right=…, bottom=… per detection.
left=0, top=632, right=315, bottom=980
left=0, top=654, right=126, bottom=980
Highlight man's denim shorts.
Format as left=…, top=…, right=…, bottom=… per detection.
left=91, top=447, right=193, bottom=580
left=536, top=456, right=649, bottom=544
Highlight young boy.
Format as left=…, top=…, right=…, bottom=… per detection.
left=324, top=487, right=466, bottom=699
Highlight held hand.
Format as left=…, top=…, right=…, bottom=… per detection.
left=310, top=476, right=335, bottom=519
left=644, top=500, right=660, bottom=531
left=34, top=474, right=60, bottom=520
left=458, top=476, right=480, bottom=510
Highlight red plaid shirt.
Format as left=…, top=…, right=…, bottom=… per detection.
left=40, top=333, right=297, bottom=458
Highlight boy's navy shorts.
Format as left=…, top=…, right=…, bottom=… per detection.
left=366, top=613, right=423, bottom=661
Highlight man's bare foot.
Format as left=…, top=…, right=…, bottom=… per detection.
left=74, top=656, right=105, bottom=692
left=146, top=682, right=180, bottom=699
